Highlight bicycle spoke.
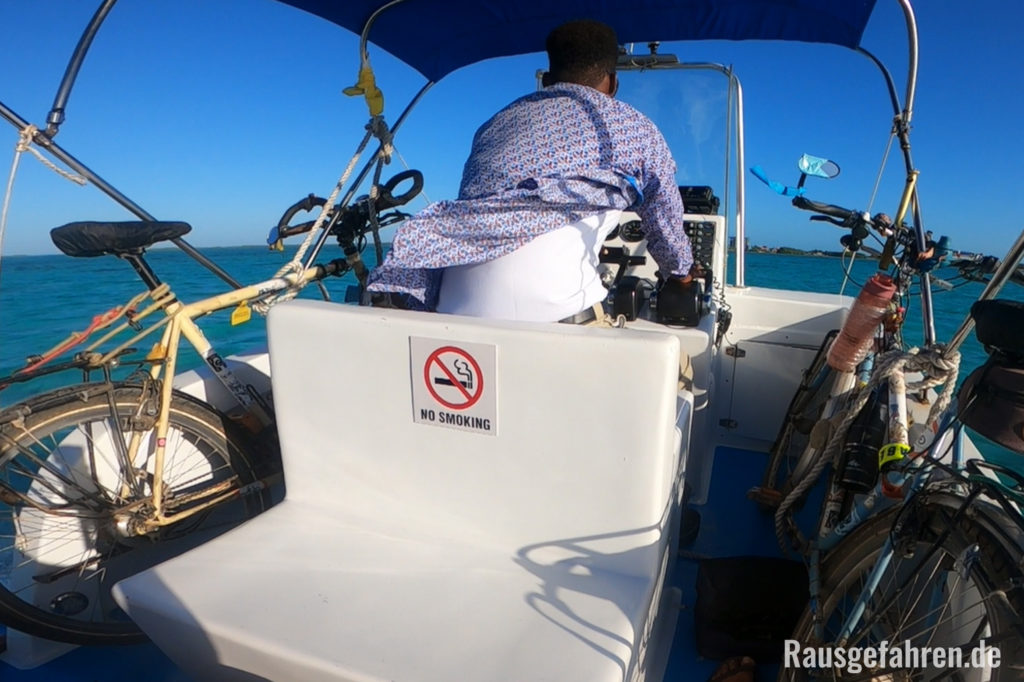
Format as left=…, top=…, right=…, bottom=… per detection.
left=893, top=547, right=952, bottom=639
left=0, top=386, right=264, bottom=642
left=1, top=431, right=111, bottom=505
left=922, top=571, right=964, bottom=650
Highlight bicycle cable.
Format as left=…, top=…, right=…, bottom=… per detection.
left=865, top=130, right=896, bottom=215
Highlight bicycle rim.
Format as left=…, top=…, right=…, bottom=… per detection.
left=762, top=363, right=835, bottom=502
left=0, top=383, right=265, bottom=644
left=762, top=331, right=840, bottom=501
left=781, top=498, right=1024, bottom=681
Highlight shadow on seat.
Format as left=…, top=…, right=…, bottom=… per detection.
left=114, top=301, right=688, bottom=682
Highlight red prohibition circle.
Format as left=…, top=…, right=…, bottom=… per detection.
left=423, top=346, right=484, bottom=410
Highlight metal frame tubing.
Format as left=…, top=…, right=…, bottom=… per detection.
left=0, top=99, right=244, bottom=288
left=300, top=80, right=435, bottom=269
left=46, top=0, right=119, bottom=138
left=616, top=60, right=747, bottom=287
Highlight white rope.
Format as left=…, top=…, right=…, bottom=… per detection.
left=0, top=142, right=24, bottom=280
left=1, top=126, right=87, bottom=279
left=395, top=147, right=430, bottom=204
left=15, top=125, right=86, bottom=185
left=253, top=117, right=393, bottom=314
left=773, top=345, right=961, bottom=554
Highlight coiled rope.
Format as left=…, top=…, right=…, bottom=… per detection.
left=774, top=345, right=961, bottom=554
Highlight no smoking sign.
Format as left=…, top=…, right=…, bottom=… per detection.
left=424, top=346, right=483, bottom=409
left=410, top=337, right=497, bottom=435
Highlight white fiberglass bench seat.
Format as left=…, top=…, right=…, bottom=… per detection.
left=114, top=301, right=686, bottom=682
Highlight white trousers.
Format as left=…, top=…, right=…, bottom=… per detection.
left=435, top=210, right=621, bottom=322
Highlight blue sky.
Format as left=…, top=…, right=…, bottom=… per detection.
left=0, top=0, right=1022, bottom=258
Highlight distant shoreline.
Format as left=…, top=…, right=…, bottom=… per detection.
left=736, top=247, right=872, bottom=259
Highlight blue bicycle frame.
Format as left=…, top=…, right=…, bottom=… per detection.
left=810, top=415, right=966, bottom=642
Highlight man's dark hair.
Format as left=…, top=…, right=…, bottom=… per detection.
left=545, top=20, right=618, bottom=87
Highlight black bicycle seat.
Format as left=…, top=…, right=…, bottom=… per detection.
left=51, top=221, right=192, bottom=258
left=972, top=299, right=1024, bottom=356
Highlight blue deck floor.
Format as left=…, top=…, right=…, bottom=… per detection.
left=664, top=445, right=809, bottom=682
left=3, top=444, right=809, bottom=681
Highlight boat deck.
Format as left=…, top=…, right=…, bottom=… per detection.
left=666, top=445, right=815, bottom=682
left=2, top=445, right=812, bottom=682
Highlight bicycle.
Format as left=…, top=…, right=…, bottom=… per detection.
left=0, top=169, right=422, bottom=644
left=783, top=458, right=1024, bottom=681
left=751, top=192, right=924, bottom=527
left=745, top=184, right=1024, bottom=678
left=779, top=315, right=1024, bottom=679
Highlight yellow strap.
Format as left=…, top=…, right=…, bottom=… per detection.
left=878, top=442, right=910, bottom=470
left=343, top=62, right=384, bottom=117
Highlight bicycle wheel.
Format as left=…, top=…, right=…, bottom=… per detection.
left=0, top=383, right=268, bottom=644
left=781, top=493, right=1024, bottom=681
left=759, top=331, right=839, bottom=507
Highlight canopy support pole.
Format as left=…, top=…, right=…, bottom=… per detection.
left=45, top=0, right=119, bottom=138
left=301, top=80, right=435, bottom=270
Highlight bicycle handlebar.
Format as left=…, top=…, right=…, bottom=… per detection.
left=791, top=195, right=900, bottom=257
left=376, top=169, right=423, bottom=210
left=275, top=195, right=328, bottom=241
left=951, top=255, right=1024, bottom=287
left=267, top=170, right=424, bottom=248
left=792, top=195, right=860, bottom=222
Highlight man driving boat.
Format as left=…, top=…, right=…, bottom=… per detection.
left=366, top=19, right=694, bottom=323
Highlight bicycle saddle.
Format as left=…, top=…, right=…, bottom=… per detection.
left=51, top=221, right=192, bottom=258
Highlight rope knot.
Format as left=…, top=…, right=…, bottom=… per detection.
left=367, top=116, right=393, bottom=162
left=12, top=124, right=87, bottom=185
left=16, top=125, right=37, bottom=153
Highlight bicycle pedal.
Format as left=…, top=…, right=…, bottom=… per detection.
left=747, top=486, right=784, bottom=508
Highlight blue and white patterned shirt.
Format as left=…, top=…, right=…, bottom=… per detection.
left=367, top=82, right=693, bottom=307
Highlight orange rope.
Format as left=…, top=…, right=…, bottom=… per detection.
left=19, top=306, right=126, bottom=374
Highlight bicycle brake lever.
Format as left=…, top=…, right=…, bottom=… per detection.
left=810, top=215, right=846, bottom=227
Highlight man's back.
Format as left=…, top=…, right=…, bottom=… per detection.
left=460, top=82, right=664, bottom=204
left=366, top=19, right=693, bottom=313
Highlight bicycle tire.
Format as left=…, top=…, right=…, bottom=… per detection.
left=780, top=492, right=1024, bottom=681
left=760, top=331, right=839, bottom=506
left=0, top=383, right=268, bottom=645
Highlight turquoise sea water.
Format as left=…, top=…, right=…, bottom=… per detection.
left=1, top=246, right=1021, bottom=466
left=0, top=245, right=361, bottom=404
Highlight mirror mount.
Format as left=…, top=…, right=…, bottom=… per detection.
left=750, top=154, right=839, bottom=197
left=617, top=42, right=680, bottom=69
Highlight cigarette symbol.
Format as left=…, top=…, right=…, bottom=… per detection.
left=434, top=358, right=474, bottom=390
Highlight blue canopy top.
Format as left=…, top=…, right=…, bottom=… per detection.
left=278, top=0, right=878, bottom=81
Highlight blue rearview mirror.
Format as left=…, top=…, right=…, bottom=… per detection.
left=797, top=154, right=840, bottom=179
